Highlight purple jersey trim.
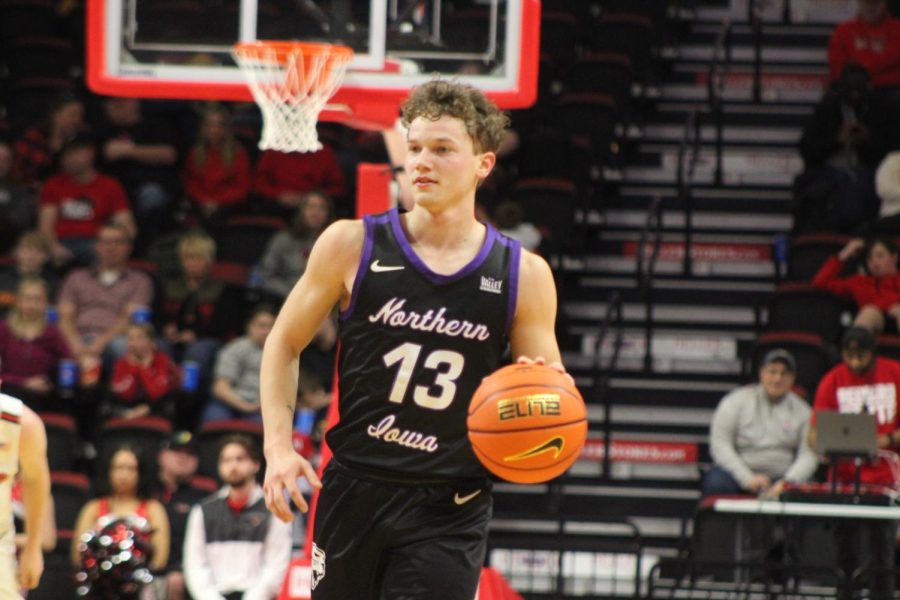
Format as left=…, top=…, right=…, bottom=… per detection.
left=497, top=234, right=521, bottom=333
left=339, top=213, right=388, bottom=321
left=388, top=208, right=498, bottom=285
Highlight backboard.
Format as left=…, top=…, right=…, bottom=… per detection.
left=86, top=0, right=540, bottom=128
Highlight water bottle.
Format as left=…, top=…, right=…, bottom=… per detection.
left=58, top=359, right=78, bottom=398
left=295, top=408, right=316, bottom=436
left=131, top=306, right=152, bottom=324
left=773, top=234, right=789, bottom=280
left=45, top=305, right=58, bottom=325
left=181, top=361, right=200, bottom=393
left=248, top=264, right=263, bottom=290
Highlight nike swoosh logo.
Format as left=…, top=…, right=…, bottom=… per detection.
left=504, top=436, right=565, bottom=462
left=371, top=260, right=405, bottom=273
left=454, top=489, right=482, bottom=505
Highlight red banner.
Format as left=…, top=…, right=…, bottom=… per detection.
left=622, top=241, right=770, bottom=262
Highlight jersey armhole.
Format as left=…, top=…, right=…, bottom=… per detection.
left=339, top=215, right=377, bottom=322
left=504, top=237, right=522, bottom=334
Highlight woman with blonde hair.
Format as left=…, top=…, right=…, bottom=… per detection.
left=0, top=277, right=72, bottom=411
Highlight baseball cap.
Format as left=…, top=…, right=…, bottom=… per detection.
left=161, top=430, right=197, bottom=454
left=842, top=326, right=876, bottom=352
left=761, top=348, right=796, bottom=373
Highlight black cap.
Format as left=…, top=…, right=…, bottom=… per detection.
left=842, top=326, right=876, bottom=352
left=761, top=348, right=796, bottom=372
left=161, top=430, right=197, bottom=454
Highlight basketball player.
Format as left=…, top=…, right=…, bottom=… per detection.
left=260, top=79, right=564, bottom=599
left=0, top=400, right=50, bottom=595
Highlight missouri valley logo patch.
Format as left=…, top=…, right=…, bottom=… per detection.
left=311, top=543, right=326, bottom=589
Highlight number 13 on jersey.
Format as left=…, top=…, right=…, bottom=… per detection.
left=382, top=342, right=465, bottom=410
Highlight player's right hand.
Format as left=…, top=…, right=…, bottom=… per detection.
left=263, top=448, right=322, bottom=522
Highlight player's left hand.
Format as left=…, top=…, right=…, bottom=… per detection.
left=516, top=356, right=574, bottom=386
left=18, top=544, right=43, bottom=590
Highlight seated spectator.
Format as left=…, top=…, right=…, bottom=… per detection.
left=38, top=135, right=137, bottom=266
left=795, top=64, right=888, bottom=233
left=107, top=322, right=180, bottom=422
left=0, top=231, right=59, bottom=317
left=809, top=326, right=900, bottom=599
left=93, top=97, right=179, bottom=253
left=12, top=93, right=86, bottom=188
left=829, top=0, right=900, bottom=88
left=57, top=222, right=154, bottom=385
left=0, top=140, right=36, bottom=251
left=258, top=190, right=333, bottom=301
left=872, top=149, right=900, bottom=232
left=702, top=349, right=817, bottom=497
left=158, top=231, right=240, bottom=426
left=494, top=200, right=542, bottom=252
left=183, top=103, right=251, bottom=228
left=812, top=235, right=900, bottom=333
left=252, top=145, right=345, bottom=221
left=183, top=435, right=292, bottom=600
left=202, top=305, right=276, bottom=424
left=0, top=278, right=72, bottom=413
left=71, top=445, right=170, bottom=581
left=153, top=432, right=206, bottom=600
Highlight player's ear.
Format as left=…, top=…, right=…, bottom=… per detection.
left=476, top=151, right=496, bottom=181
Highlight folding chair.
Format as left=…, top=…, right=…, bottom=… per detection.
left=548, top=92, right=619, bottom=165
left=787, top=233, right=852, bottom=282
left=195, top=419, right=264, bottom=480
left=40, top=412, right=80, bottom=472
left=50, top=471, right=90, bottom=534
left=583, top=13, right=654, bottom=77
left=540, top=11, right=580, bottom=74
left=564, top=53, right=635, bottom=112
left=765, top=283, right=849, bottom=344
left=517, top=129, right=594, bottom=197
left=95, top=416, right=172, bottom=486
left=214, top=214, right=285, bottom=266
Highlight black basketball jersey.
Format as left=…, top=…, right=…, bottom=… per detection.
left=327, top=208, right=520, bottom=481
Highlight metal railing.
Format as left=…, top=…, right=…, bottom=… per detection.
left=592, top=291, right=623, bottom=481
left=636, top=196, right=664, bottom=372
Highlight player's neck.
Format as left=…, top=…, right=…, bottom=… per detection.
left=404, top=203, right=482, bottom=251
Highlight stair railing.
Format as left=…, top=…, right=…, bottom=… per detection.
left=636, top=196, right=664, bottom=373
left=708, top=18, right=733, bottom=185
left=592, top=290, right=623, bottom=481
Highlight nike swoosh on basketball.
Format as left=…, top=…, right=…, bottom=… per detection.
left=371, top=260, right=405, bottom=272
left=503, top=436, right=565, bottom=462
left=453, top=490, right=482, bottom=505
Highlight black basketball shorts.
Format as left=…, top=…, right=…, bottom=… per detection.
left=310, top=460, right=493, bottom=600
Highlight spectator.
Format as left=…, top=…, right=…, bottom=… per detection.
left=872, top=149, right=900, bottom=232
left=107, top=322, right=180, bottom=421
left=812, top=235, right=900, bottom=333
left=71, top=445, right=170, bottom=578
left=158, top=231, right=239, bottom=427
left=183, top=434, right=292, bottom=600
left=183, top=103, right=251, bottom=227
left=201, top=305, right=276, bottom=424
left=57, top=222, right=154, bottom=385
left=0, top=278, right=72, bottom=413
left=38, top=135, right=136, bottom=266
left=252, top=145, right=345, bottom=221
left=828, top=0, right=900, bottom=88
left=93, top=97, right=179, bottom=253
left=701, top=349, right=817, bottom=497
left=493, top=200, right=542, bottom=252
left=0, top=139, right=37, bottom=251
left=257, top=191, right=333, bottom=301
left=153, top=431, right=207, bottom=600
left=12, top=93, right=86, bottom=188
left=809, top=326, right=900, bottom=599
left=0, top=231, right=59, bottom=317
left=795, top=64, right=888, bottom=233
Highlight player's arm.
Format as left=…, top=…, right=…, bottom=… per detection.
left=508, top=250, right=563, bottom=366
left=18, top=406, right=50, bottom=590
left=260, top=219, right=363, bottom=522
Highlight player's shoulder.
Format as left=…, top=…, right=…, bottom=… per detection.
left=314, top=219, right=365, bottom=253
left=517, top=248, right=553, bottom=283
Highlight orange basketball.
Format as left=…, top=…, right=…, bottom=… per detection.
left=467, top=362, right=587, bottom=484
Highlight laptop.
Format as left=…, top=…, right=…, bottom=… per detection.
left=813, top=411, right=878, bottom=458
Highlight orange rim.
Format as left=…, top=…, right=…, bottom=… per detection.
left=233, top=41, right=354, bottom=64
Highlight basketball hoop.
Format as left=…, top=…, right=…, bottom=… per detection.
left=232, top=41, right=354, bottom=153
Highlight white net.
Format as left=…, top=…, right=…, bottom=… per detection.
left=232, top=42, right=354, bottom=153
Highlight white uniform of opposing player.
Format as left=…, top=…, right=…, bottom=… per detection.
left=0, top=395, right=24, bottom=596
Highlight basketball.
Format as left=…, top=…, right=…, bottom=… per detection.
left=467, top=363, right=587, bottom=484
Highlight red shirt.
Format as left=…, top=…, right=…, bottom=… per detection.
left=252, top=146, right=345, bottom=201
left=39, top=172, right=130, bottom=239
left=183, top=146, right=251, bottom=207
left=811, top=256, right=900, bottom=311
left=110, top=351, right=179, bottom=404
left=813, top=357, right=900, bottom=485
left=829, top=16, right=900, bottom=87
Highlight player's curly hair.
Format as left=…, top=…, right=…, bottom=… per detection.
left=400, top=79, right=509, bottom=154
